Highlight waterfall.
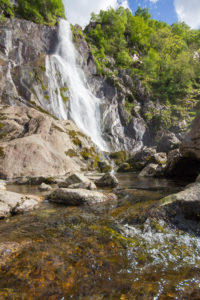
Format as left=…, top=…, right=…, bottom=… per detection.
left=50, top=19, right=108, bottom=151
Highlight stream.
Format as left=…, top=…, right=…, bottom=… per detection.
left=0, top=173, right=199, bottom=299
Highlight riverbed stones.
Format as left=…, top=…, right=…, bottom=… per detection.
left=95, top=172, right=119, bottom=188
left=47, top=188, right=117, bottom=206
left=0, top=191, right=39, bottom=218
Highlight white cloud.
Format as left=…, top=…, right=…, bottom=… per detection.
left=150, top=0, right=159, bottom=3
left=174, top=0, right=200, bottom=29
left=63, top=0, right=129, bottom=27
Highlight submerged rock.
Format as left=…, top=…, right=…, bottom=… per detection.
left=47, top=188, right=117, bottom=206
left=95, top=172, right=118, bottom=188
left=0, top=191, right=39, bottom=219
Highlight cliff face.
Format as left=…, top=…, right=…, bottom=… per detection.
left=0, top=18, right=185, bottom=152
left=0, top=17, right=151, bottom=152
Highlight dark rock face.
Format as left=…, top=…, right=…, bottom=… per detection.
left=180, top=114, right=200, bottom=160
left=165, top=149, right=200, bottom=180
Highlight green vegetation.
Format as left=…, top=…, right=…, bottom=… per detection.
left=0, top=0, right=65, bottom=25
left=85, top=7, right=200, bottom=106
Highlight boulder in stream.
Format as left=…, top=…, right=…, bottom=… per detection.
left=0, top=191, right=39, bottom=219
left=39, top=183, right=52, bottom=191
left=58, top=172, right=96, bottom=190
left=47, top=188, right=117, bottom=206
left=95, top=172, right=119, bottom=188
left=150, top=182, right=200, bottom=235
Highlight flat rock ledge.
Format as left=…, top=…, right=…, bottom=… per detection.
left=47, top=188, right=117, bottom=206
left=0, top=191, right=40, bottom=219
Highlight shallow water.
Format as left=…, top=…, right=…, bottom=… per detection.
left=0, top=174, right=200, bottom=299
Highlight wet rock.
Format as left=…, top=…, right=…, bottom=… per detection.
left=39, top=183, right=52, bottom=191
left=157, top=132, right=180, bottom=153
left=128, top=147, right=156, bottom=171
left=47, top=188, right=117, bottom=206
left=117, top=163, right=131, bottom=173
left=150, top=182, right=200, bottom=234
left=0, top=180, right=6, bottom=190
left=95, top=172, right=119, bottom=188
left=97, top=161, right=112, bottom=173
left=138, top=163, right=163, bottom=178
left=0, top=191, right=39, bottom=218
left=152, top=152, right=167, bottom=166
left=58, top=173, right=94, bottom=189
left=68, top=181, right=97, bottom=190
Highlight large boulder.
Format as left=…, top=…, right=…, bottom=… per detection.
left=0, top=106, right=96, bottom=180
left=165, top=149, right=200, bottom=179
left=0, top=191, right=39, bottom=218
left=47, top=188, right=117, bottom=206
left=95, top=172, right=119, bottom=188
left=138, top=163, right=163, bottom=178
left=157, top=132, right=180, bottom=153
left=150, top=182, right=200, bottom=235
left=180, top=114, right=200, bottom=160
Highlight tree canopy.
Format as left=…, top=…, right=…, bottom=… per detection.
left=85, top=7, right=200, bottom=104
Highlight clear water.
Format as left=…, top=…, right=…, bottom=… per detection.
left=0, top=174, right=200, bottom=299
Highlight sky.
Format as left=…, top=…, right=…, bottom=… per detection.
left=63, top=0, right=200, bottom=29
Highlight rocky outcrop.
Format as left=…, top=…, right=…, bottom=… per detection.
left=0, top=105, right=98, bottom=179
left=0, top=190, right=39, bottom=218
left=47, top=188, right=117, bottom=206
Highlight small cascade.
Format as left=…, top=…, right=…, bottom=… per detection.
left=47, top=19, right=108, bottom=151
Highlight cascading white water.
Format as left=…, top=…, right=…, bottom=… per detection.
left=51, top=19, right=108, bottom=151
